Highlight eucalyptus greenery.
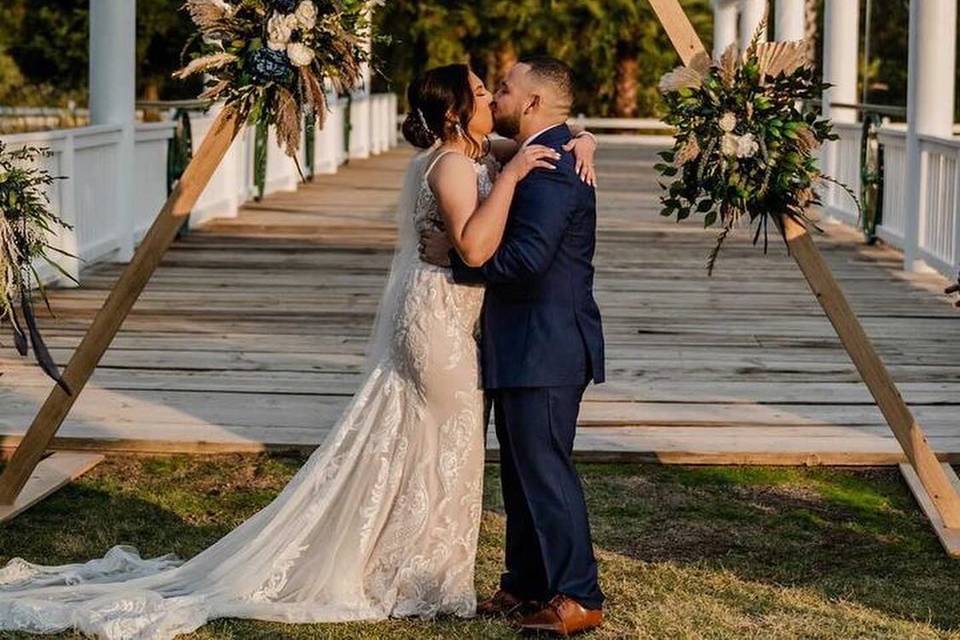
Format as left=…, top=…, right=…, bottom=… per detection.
left=0, top=141, right=73, bottom=392
left=176, top=0, right=371, bottom=161
left=656, top=34, right=859, bottom=274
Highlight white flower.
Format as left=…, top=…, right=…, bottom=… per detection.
left=267, top=13, right=296, bottom=49
left=735, top=133, right=759, bottom=158
left=719, top=112, right=737, bottom=132
left=721, top=133, right=739, bottom=158
left=287, top=42, right=316, bottom=67
left=295, top=1, right=318, bottom=30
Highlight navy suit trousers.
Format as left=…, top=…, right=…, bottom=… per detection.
left=492, top=384, right=604, bottom=609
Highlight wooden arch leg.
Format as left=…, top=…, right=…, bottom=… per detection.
left=648, top=0, right=960, bottom=534
left=0, top=107, right=243, bottom=507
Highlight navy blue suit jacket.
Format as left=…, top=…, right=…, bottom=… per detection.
left=450, top=124, right=605, bottom=389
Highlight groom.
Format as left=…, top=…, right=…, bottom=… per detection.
left=420, top=56, right=605, bottom=636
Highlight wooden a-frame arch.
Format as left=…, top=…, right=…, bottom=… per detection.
left=2, top=1, right=960, bottom=555
left=648, top=0, right=960, bottom=554
left=0, top=107, right=244, bottom=517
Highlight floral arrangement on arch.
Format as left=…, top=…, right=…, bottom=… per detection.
left=175, top=0, right=371, bottom=160
left=655, top=32, right=859, bottom=273
left=0, top=141, right=74, bottom=392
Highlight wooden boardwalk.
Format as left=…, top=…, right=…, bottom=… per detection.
left=2, top=143, right=959, bottom=464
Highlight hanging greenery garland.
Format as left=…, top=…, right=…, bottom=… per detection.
left=656, top=32, right=860, bottom=274
left=175, top=0, right=371, bottom=160
left=0, top=142, right=74, bottom=393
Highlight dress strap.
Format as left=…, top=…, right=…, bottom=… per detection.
left=423, top=150, right=461, bottom=182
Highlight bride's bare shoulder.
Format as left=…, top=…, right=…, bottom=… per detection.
left=427, top=151, right=478, bottom=192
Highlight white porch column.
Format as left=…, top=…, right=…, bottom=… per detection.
left=774, top=0, right=805, bottom=41
left=903, top=0, right=958, bottom=270
left=821, top=0, right=859, bottom=123
left=739, top=0, right=767, bottom=50
left=89, top=0, right=137, bottom=263
left=349, top=35, right=373, bottom=160
left=819, top=0, right=859, bottom=211
left=713, top=0, right=739, bottom=58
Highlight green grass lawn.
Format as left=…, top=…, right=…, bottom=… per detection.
left=2, top=454, right=960, bottom=639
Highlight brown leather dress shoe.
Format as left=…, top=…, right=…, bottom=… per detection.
left=518, top=594, right=603, bottom=636
left=476, top=589, right=526, bottom=618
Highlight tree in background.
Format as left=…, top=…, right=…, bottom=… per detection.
left=0, top=0, right=199, bottom=108
left=374, top=0, right=712, bottom=118
left=137, top=0, right=202, bottom=103
left=0, top=0, right=952, bottom=120
left=562, top=0, right=711, bottom=117
left=371, top=0, right=469, bottom=95
left=2, top=0, right=88, bottom=106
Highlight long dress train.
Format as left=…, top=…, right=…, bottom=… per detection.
left=0, top=147, right=493, bottom=639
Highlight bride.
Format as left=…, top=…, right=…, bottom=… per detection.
left=0, top=63, right=596, bottom=639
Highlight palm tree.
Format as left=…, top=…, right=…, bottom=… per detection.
left=804, top=0, right=820, bottom=68
left=568, top=0, right=711, bottom=117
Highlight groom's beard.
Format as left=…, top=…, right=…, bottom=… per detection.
left=494, top=110, right=521, bottom=140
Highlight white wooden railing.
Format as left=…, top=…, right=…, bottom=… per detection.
left=915, top=134, right=960, bottom=275
left=876, top=128, right=908, bottom=245
left=2, top=122, right=176, bottom=285
left=821, top=121, right=862, bottom=225
left=1, top=92, right=399, bottom=285
left=821, top=120, right=960, bottom=279
left=190, top=93, right=397, bottom=226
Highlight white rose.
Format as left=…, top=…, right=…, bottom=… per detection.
left=719, top=111, right=737, bottom=132
left=736, top=133, right=759, bottom=158
left=267, top=13, right=294, bottom=47
left=295, top=1, right=318, bottom=30
left=721, top=133, right=739, bottom=158
left=287, top=42, right=316, bottom=67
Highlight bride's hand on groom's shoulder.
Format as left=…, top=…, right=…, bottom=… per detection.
left=563, top=134, right=598, bottom=187
left=503, top=145, right=561, bottom=184
left=419, top=229, right=453, bottom=267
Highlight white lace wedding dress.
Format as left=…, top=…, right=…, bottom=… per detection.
left=0, top=147, right=494, bottom=639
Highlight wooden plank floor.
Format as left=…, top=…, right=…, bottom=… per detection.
left=2, top=143, right=959, bottom=464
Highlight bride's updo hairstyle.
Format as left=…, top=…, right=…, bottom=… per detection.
left=403, top=64, right=485, bottom=160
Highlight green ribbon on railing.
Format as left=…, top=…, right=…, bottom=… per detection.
left=344, top=94, right=352, bottom=163
left=168, top=109, right=194, bottom=237
left=304, top=116, right=316, bottom=181
left=254, top=118, right=268, bottom=200
left=859, top=111, right=884, bottom=245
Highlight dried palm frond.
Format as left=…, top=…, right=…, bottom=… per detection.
left=674, top=137, right=701, bottom=166
left=689, top=51, right=712, bottom=76
left=183, top=0, right=234, bottom=36
left=173, top=52, right=237, bottom=80
left=276, top=86, right=302, bottom=157
left=755, top=41, right=807, bottom=82
left=658, top=66, right=703, bottom=94
left=719, top=43, right=740, bottom=88
left=794, top=124, right=819, bottom=152
left=199, top=79, right=230, bottom=101
left=300, top=67, right=327, bottom=129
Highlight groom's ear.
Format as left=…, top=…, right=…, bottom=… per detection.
left=524, top=94, right=541, bottom=115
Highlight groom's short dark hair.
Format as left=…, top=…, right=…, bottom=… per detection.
left=520, top=55, right=574, bottom=112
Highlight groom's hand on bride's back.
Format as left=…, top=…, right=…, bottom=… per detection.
left=419, top=229, right=453, bottom=267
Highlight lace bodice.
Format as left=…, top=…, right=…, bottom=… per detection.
left=414, top=152, right=496, bottom=236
